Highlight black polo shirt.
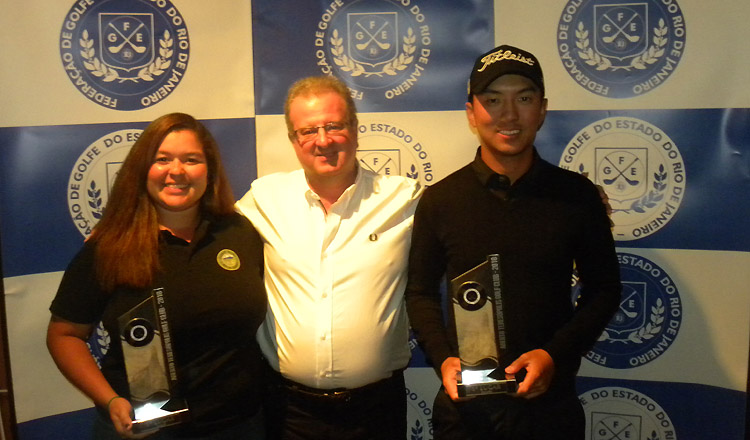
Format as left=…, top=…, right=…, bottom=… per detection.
left=51, top=213, right=266, bottom=434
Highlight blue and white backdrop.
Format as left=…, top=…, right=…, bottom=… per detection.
left=1, top=1, right=748, bottom=439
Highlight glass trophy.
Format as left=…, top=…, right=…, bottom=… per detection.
left=118, top=287, right=189, bottom=434
left=451, top=254, right=518, bottom=398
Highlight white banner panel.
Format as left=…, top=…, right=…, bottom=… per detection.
left=5, top=272, right=91, bottom=423
left=494, top=0, right=750, bottom=110
left=0, top=0, right=254, bottom=128
left=579, top=248, right=750, bottom=391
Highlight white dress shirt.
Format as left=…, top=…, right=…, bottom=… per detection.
left=236, top=166, right=422, bottom=389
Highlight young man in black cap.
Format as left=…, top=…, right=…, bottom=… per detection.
left=405, top=45, right=621, bottom=438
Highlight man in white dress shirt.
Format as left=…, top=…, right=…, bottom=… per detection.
left=236, top=76, right=422, bottom=440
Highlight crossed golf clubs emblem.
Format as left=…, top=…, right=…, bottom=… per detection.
left=617, top=288, right=640, bottom=320
left=600, top=418, right=635, bottom=440
left=601, top=12, right=641, bottom=44
left=359, top=153, right=397, bottom=175
left=355, top=21, right=391, bottom=52
left=107, top=21, right=147, bottom=55
left=602, top=155, right=641, bottom=187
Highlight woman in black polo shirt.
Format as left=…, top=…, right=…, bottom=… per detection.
left=47, top=113, right=266, bottom=439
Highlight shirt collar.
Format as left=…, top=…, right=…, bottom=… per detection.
left=303, top=163, right=369, bottom=210
left=470, top=147, right=542, bottom=195
left=159, top=214, right=213, bottom=247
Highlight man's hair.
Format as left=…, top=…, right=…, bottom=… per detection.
left=284, top=76, right=358, bottom=139
left=91, top=112, right=235, bottom=291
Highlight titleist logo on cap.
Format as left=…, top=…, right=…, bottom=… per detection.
left=477, top=49, right=536, bottom=73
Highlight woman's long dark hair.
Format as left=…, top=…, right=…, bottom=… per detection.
left=91, top=113, right=235, bottom=291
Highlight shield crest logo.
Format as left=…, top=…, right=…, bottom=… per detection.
left=596, top=147, right=648, bottom=202
left=609, top=281, right=647, bottom=337
left=98, top=13, right=155, bottom=72
left=347, top=12, right=398, bottom=67
left=594, top=3, right=648, bottom=60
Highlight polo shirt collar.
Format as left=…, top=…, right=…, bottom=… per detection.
left=159, top=214, right=213, bottom=247
left=471, top=146, right=542, bottom=197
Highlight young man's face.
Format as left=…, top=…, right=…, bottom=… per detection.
left=466, top=74, right=547, bottom=160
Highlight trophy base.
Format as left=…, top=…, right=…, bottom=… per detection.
left=457, top=378, right=517, bottom=398
left=457, top=368, right=518, bottom=398
left=132, top=404, right=189, bottom=435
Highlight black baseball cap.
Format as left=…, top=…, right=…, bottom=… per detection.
left=467, top=44, right=545, bottom=101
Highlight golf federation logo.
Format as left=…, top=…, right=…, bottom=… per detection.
left=405, top=384, right=433, bottom=440
left=357, top=122, right=434, bottom=186
left=60, top=0, right=190, bottom=110
left=557, top=0, right=686, bottom=98
left=579, top=387, right=676, bottom=440
left=559, top=117, right=686, bottom=241
left=315, top=0, right=433, bottom=101
left=579, top=252, right=682, bottom=369
left=67, top=129, right=142, bottom=237
left=216, top=249, right=240, bottom=271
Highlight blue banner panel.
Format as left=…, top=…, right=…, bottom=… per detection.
left=252, top=0, right=494, bottom=114
left=0, top=118, right=255, bottom=278
left=535, top=108, right=750, bottom=251
left=17, top=408, right=96, bottom=440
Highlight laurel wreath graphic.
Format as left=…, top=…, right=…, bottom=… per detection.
left=96, top=323, right=111, bottom=354
left=599, top=298, right=665, bottom=344
left=575, top=18, right=668, bottom=71
left=330, top=28, right=416, bottom=77
left=410, top=419, right=424, bottom=440
left=577, top=162, right=668, bottom=215
left=85, top=341, right=102, bottom=368
left=80, top=29, right=174, bottom=83
left=631, top=164, right=667, bottom=213
left=87, top=180, right=104, bottom=220
left=406, top=164, right=419, bottom=181
left=86, top=322, right=110, bottom=368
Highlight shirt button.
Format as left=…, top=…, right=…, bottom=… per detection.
left=322, top=292, right=328, bottom=299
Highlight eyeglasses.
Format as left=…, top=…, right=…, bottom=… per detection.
left=293, top=122, right=349, bottom=142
